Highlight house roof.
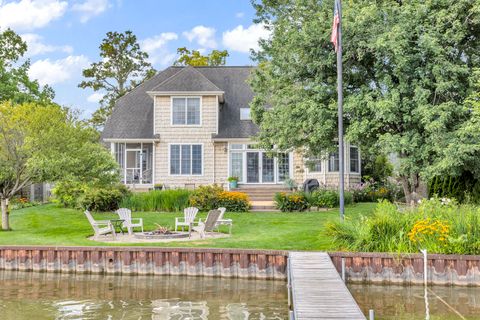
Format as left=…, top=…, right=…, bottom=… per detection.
left=149, top=66, right=222, bottom=93
left=101, top=66, right=259, bottom=140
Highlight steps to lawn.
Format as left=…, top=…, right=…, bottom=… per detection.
left=232, top=185, right=289, bottom=211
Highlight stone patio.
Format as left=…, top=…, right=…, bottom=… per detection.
left=89, top=231, right=230, bottom=244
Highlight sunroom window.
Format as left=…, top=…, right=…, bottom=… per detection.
left=113, top=142, right=153, bottom=184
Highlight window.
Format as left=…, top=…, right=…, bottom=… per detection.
left=172, top=97, right=200, bottom=125
left=230, top=152, right=244, bottom=182
left=328, top=152, right=340, bottom=172
left=350, top=146, right=359, bottom=173
left=113, top=142, right=152, bottom=184
left=240, top=108, right=251, bottom=120
left=306, top=158, right=322, bottom=172
left=230, top=144, right=244, bottom=150
left=170, top=144, right=202, bottom=175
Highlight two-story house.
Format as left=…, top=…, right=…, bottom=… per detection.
left=101, top=66, right=361, bottom=191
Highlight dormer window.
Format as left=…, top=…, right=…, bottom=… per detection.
left=240, top=108, right=251, bottom=120
left=171, top=97, right=201, bottom=125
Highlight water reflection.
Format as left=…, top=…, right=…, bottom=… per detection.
left=349, top=283, right=480, bottom=320
left=0, top=271, right=288, bottom=319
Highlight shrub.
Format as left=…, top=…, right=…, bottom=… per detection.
left=52, top=181, right=130, bottom=211
left=326, top=198, right=480, bottom=254
left=120, top=189, right=191, bottom=212
left=9, top=197, right=40, bottom=210
left=350, top=180, right=402, bottom=203
left=309, top=188, right=353, bottom=208
left=217, top=191, right=250, bottom=212
left=189, top=185, right=224, bottom=211
left=274, top=192, right=310, bottom=212
left=78, top=184, right=130, bottom=212
left=189, top=185, right=250, bottom=212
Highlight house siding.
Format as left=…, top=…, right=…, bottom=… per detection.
left=214, top=142, right=228, bottom=187
left=153, top=95, right=218, bottom=188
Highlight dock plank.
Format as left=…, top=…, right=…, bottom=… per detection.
left=289, top=252, right=365, bottom=320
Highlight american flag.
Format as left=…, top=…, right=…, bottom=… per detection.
left=330, top=0, right=340, bottom=52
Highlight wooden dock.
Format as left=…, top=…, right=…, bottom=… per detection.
left=288, top=252, right=366, bottom=320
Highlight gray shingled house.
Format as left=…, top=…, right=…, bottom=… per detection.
left=102, top=66, right=361, bottom=191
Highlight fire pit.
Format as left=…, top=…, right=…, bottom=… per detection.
left=134, top=232, right=190, bottom=240
left=133, top=224, right=190, bottom=240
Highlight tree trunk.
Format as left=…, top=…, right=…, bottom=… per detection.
left=1, top=198, right=10, bottom=231
left=400, top=174, right=428, bottom=206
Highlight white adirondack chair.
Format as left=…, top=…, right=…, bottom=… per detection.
left=116, top=208, right=143, bottom=235
left=175, top=207, right=199, bottom=231
left=214, top=207, right=233, bottom=234
left=84, top=210, right=116, bottom=239
left=192, top=209, right=221, bottom=238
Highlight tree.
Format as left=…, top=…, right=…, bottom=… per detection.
left=0, top=28, right=54, bottom=104
left=174, top=47, right=229, bottom=66
left=250, top=0, right=480, bottom=203
left=79, top=31, right=155, bottom=128
left=0, top=102, right=118, bottom=230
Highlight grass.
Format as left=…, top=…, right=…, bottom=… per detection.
left=0, top=203, right=377, bottom=250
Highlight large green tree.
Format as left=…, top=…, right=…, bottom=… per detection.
left=0, top=102, right=118, bottom=230
left=79, top=31, right=155, bottom=128
left=250, top=0, right=480, bottom=203
left=174, top=47, right=229, bottom=66
left=0, top=28, right=54, bottom=103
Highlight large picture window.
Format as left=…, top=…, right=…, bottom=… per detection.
left=170, top=144, right=202, bottom=175
left=172, top=97, right=201, bottom=125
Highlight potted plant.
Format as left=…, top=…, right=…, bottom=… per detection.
left=154, top=183, right=163, bottom=191
left=227, top=176, right=239, bottom=189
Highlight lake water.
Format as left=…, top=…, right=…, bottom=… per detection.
left=349, top=283, right=480, bottom=320
left=0, top=271, right=288, bottom=319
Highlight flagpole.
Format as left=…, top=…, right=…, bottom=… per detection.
left=336, top=0, right=345, bottom=221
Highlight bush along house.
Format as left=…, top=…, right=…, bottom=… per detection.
left=101, top=66, right=361, bottom=199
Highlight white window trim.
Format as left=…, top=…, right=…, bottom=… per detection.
left=168, top=143, right=204, bottom=176
left=240, top=107, right=252, bottom=120
left=170, top=96, right=202, bottom=127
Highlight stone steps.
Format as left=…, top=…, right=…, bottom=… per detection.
left=231, top=186, right=289, bottom=212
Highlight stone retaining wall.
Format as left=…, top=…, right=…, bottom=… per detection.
left=330, top=251, right=480, bottom=286
left=0, top=246, right=288, bottom=279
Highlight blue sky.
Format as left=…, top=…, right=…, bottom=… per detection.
left=0, top=0, right=266, bottom=117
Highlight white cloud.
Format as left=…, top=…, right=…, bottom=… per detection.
left=140, top=32, right=178, bottom=66
left=21, top=33, right=73, bottom=56
left=0, top=0, right=68, bottom=31
left=87, top=92, right=103, bottom=103
left=28, top=55, right=90, bottom=86
left=72, top=0, right=111, bottom=23
left=235, top=12, right=244, bottom=18
left=183, top=25, right=217, bottom=49
left=222, top=24, right=271, bottom=53
left=141, top=32, right=178, bottom=54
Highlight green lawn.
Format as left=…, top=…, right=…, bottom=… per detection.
left=0, top=203, right=377, bottom=250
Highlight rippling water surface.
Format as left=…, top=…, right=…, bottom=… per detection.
left=0, top=271, right=288, bottom=319
left=349, top=283, right=480, bottom=320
